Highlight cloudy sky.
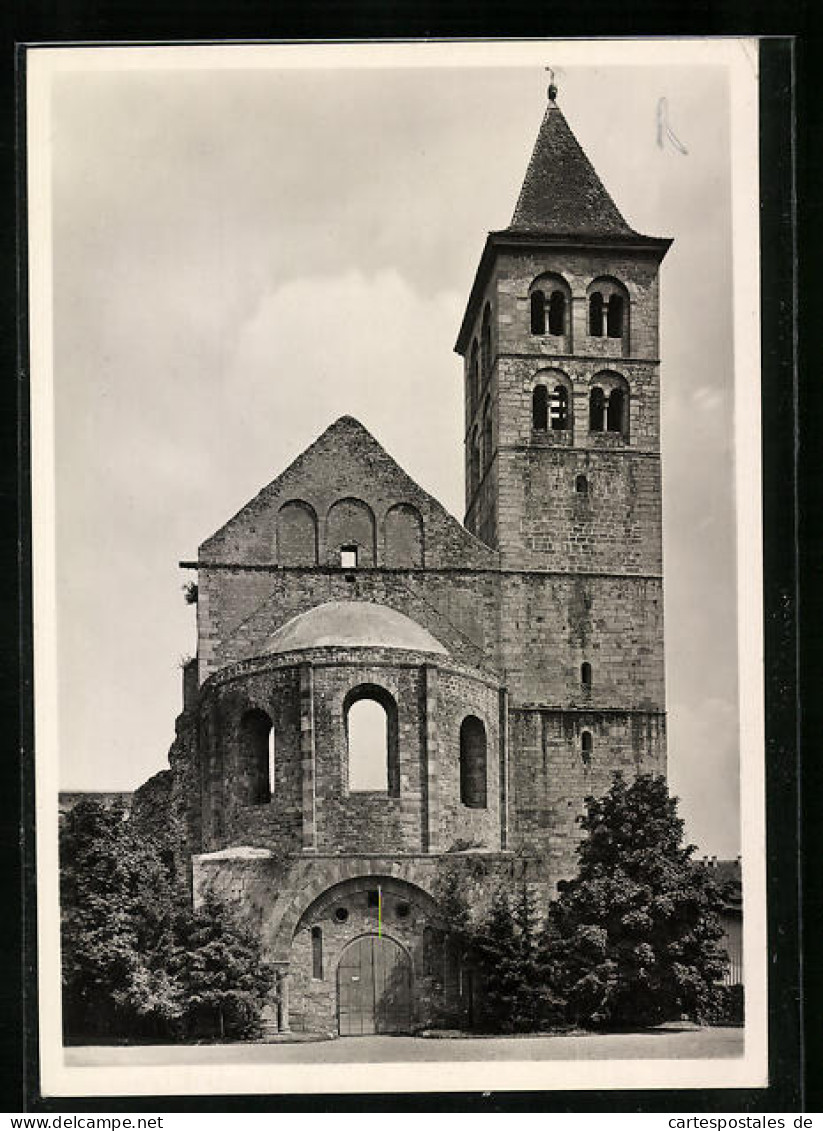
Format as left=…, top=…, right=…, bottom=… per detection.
left=37, top=42, right=757, bottom=857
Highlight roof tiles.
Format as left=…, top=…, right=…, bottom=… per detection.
left=508, top=98, right=636, bottom=238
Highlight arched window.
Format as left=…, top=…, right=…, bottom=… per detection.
left=532, top=385, right=548, bottom=431
left=469, top=340, right=479, bottom=415
left=345, top=685, right=399, bottom=796
left=588, top=278, right=629, bottom=346
left=482, top=397, right=492, bottom=467
left=480, top=305, right=492, bottom=383
left=550, top=385, right=569, bottom=431
left=548, top=291, right=565, bottom=336
left=530, top=290, right=546, bottom=335
left=240, top=709, right=273, bottom=805
left=581, top=730, right=593, bottom=766
left=589, top=387, right=606, bottom=432
left=607, top=387, right=625, bottom=433
left=575, top=474, right=588, bottom=495
left=581, top=662, right=592, bottom=687
left=459, top=716, right=487, bottom=809
left=470, top=427, right=480, bottom=493
left=607, top=294, right=624, bottom=338
left=589, top=292, right=604, bottom=337
left=311, top=926, right=323, bottom=979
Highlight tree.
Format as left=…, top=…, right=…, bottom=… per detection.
left=60, top=798, right=183, bottom=1040
left=473, top=881, right=563, bottom=1033
left=167, top=892, right=274, bottom=1040
left=550, top=773, right=730, bottom=1029
left=60, top=797, right=274, bottom=1042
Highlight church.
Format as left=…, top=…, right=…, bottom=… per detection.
left=157, top=81, right=671, bottom=1036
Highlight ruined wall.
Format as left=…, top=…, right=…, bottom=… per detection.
left=194, top=647, right=501, bottom=857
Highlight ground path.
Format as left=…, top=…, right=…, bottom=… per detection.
left=66, top=1026, right=743, bottom=1066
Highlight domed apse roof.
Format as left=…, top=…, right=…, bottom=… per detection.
left=265, top=601, right=448, bottom=656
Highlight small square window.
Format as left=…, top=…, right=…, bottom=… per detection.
left=340, top=546, right=358, bottom=569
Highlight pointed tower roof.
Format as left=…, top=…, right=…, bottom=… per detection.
left=454, top=84, right=671, bottom=355
left=507, top=93, right=636, bottom=238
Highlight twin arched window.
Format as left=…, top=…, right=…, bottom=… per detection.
left=529, top=275, right=570, bottom=339
left=589, top=376, right=629, bottom=435
left=588, top=278, right=628, bottom=339
left=532, top=379, right=571, bottom=432
left=530, top=289, right=567, bottom=336
left=459, top=716, right=487, bottom=808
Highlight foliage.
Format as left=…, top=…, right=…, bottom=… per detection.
left=167, top=891, right=275, bottom=1040
left=702, top=982, right=745, bottom=1027
left=429, top=860, right=562, bottom=1033
left=182, top=582, right=198, bottom=605
left=473, top=882, right=564, bottom=1032
left=60, top=798, right=274, bottom=1043
left=550, top=773, right=729, bottom=1029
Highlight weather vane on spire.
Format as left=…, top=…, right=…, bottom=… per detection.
left=545, top=66, right=558, bottom=103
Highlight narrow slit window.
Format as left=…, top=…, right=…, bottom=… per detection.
left=575, top=474, right=588, bottom=495
left=589, top=292, right=604, bottom=337
left=532, top=385, right=548, bottom=431
left=311, top=926, right=323, bottom=979
left=589, top=387, right=606, bottom=432
left=340, top=545, right=358, bottom=569
left=607, top=388, right=625, bottom=433
left=548, top=291, right=565, bottom=336
left=607, top=294, right=624, bottom=338
left=581, top=730, right=593, bottom=766
left=581, top=662, right=592, bottom=687
left=530, top=290, right=546, bottom=335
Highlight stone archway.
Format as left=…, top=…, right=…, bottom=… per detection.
left=337, top=934, right=412, bottom=1036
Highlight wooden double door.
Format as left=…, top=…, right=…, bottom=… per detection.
left=337, top=934, right=412, bottom=1036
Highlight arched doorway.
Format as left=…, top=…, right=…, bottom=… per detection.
left=337, top=934, right=411, bottom=1035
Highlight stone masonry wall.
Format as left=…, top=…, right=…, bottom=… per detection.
left=508, top=707, right=667, bottom=877
left=196, top=566, right=501, bottom=682
left=194, top=647, right=501, bottom=857
left=498, top=573, right=665, bottom=709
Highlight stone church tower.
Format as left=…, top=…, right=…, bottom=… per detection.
left=158, top=85, right=670, bottom=1036
left=454, top=83, right=670, bottom=869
